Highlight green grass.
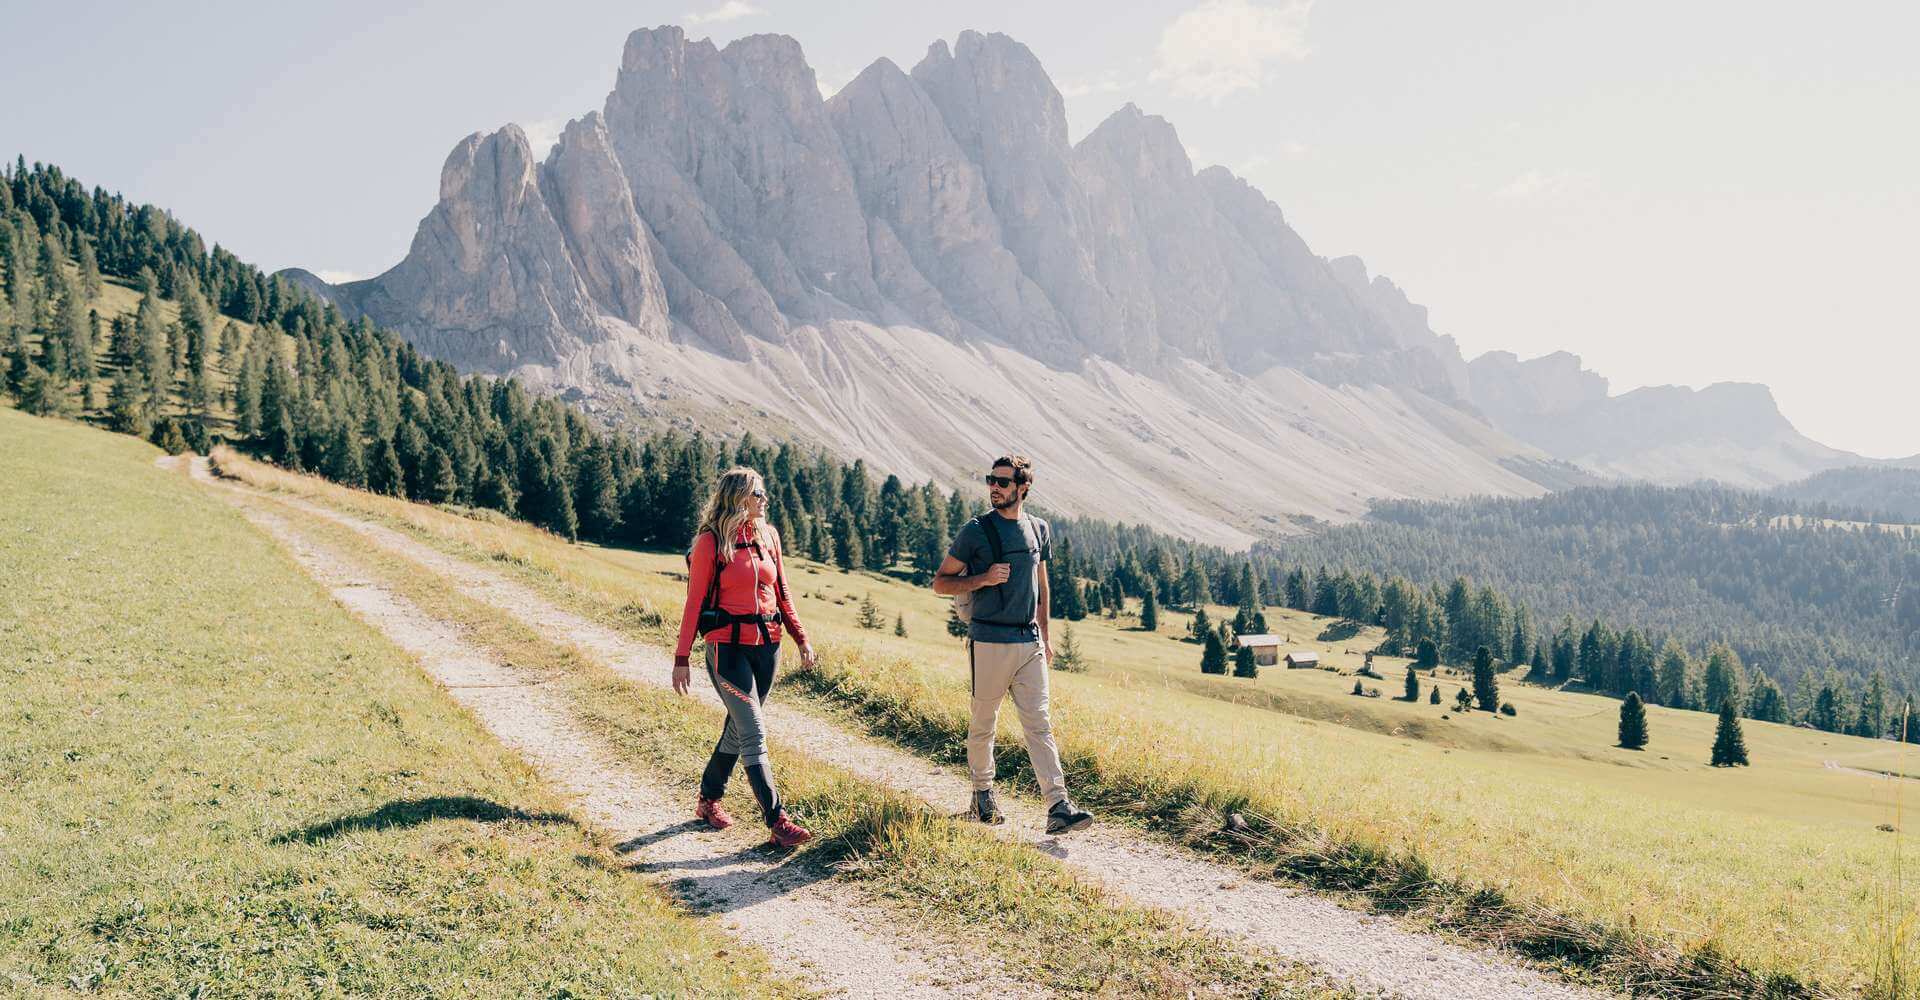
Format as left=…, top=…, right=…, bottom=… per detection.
left=252, top=478, right=1340, bottom=999
left=210, top=446, right=1920, bottom=996
left=0, top=406, right=791, bottom=998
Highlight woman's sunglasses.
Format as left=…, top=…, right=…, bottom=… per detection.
left=750, top=488, right=767, bottom=499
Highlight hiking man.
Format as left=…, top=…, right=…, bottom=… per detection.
left=932, top=455, right=1094, bottom=834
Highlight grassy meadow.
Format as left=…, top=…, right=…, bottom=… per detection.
left=267, top=491, right=1336, bottom=999
left=0, top=406, right=793, bottom=997
left=208, top=446, right=1920, bottom=996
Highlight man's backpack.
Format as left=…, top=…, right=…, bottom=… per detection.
left=951, top=512, right=1037, bottom=629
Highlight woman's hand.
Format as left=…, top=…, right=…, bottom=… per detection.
left=798, top=643, right=818, bottom=671
left=672, top=655, right=691, bottom=695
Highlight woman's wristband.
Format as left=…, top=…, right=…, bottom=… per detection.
left=673, top=655, right=690, bottom=670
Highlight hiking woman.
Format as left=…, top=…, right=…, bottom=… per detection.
left=673, top=466, right=817, bottom=847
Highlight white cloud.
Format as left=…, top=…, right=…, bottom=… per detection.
left=519, top=116, right=568, bottom=156
left=1494, top=169, right=1578, bottom=202
left=1060, top=71, right=1134, bottom=99
left=685, top=0, right=763, bottom=25
left=314, top=270, right=363, bottom=285
left=1150, top=0, right=1312, bottom=103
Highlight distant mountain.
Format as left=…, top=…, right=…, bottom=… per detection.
left=287, top=25, right=1866, bottom=538
left=1466, top=350, right=1861, bottom=488
left=1774, top=466, right=1920, bottom=522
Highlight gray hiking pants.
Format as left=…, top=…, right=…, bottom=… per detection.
left=967, top=639, right=1068, bottom=806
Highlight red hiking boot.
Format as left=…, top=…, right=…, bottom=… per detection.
left=695, top=795, right=734, bottom=831
left=767, top=810, right=812, bottom=849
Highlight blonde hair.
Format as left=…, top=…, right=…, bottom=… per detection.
left=693, top=466, right=770, bottom=555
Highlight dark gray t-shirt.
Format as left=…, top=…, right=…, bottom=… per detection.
left=949, top=512, right=1051, bottom=643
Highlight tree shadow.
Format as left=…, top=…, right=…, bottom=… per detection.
left=271, top=795, right=574, bottom=845
left=1315, top=620, right=1362, bottom=642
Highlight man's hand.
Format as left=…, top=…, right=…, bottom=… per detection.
left=1043, top=641, right=1054, bottom=665
left=672, top=655, right=691, bottom=695
left=977, top=562, right=1012, bottom=588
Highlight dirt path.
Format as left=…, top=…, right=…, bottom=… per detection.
left=175, top=460, right=1047, bottom=999
left=197, top=463, right=1614, bottom=1000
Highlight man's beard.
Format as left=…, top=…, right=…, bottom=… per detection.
left=991, top=493, right=1016, bottom=510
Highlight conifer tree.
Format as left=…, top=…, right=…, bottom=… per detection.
left=369, top=436, right=405, bottom=497
left=1404, top=666, right=1420, bottom=702
left=1200, top=628, right=1227, bottom=674
left=1429, top=685, right=1441, bottom=705
left=1053, top=623, right=1086, bottom=672
left=1618, top=692, right=1649, bottom=749
left=1233, top=643, right=1257, bottom=678
left=1190, top=606, right=1211, bottom=642
left=894, top=613, right=907, bottom=637
left=1710, top=698, right=1750, bottom=766
left=76, top=235, right=102, bottom=300
left=1655, top=640, right=1691, bottom=709
left=1702, top=644, right=1745, bottom=715
left=857, top=593, right=884, bottom=630
left=833, top=516, right=863, bottom=571
left=426, top=448, right=459, bottom=504
left=575, top=446, right=622, bottom=541
left=1472, top=644, right=1499, bottom=712
left=946, top=605, right=968, bottom=638
left=1415, top=637, right=1439, bottom=670
left=1140, top=586, right=1159, bottom=632
left=106, top=367, right=150, bottom=437
left=4, top=326, right=29, bottom=397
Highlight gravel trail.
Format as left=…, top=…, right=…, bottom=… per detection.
left=203, top=464, right=1615, bottom=1000
left=181, top=462, right=1049, bottom=999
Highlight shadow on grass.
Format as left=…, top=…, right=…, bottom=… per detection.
left=1315, top=620, right=1362, bottom=642
left=272, top=795, right=575, bottom=845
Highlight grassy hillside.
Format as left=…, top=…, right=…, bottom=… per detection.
left=0, top=405, right=790, bottom=997
left=210, top=449, right=1920, bottom=995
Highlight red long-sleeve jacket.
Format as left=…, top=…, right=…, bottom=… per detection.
left=674, top=524, right=809, bottom=659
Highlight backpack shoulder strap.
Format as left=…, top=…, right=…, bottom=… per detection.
left=976, top=512, right=1004, bottom=564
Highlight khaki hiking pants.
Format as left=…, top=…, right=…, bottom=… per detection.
left=967, top=638, right=1068, bottom=806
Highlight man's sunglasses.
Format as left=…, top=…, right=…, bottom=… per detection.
left=984, top=474, right=1017, bottom=488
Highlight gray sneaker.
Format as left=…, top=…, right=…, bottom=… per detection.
left=1045, top=798, right=1093, bottom=835
left=970, top=789, right=1006, bottom=825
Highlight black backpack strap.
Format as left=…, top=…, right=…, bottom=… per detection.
left=970, top=512, right=1036, bottom=629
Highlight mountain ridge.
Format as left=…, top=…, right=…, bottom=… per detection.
left=287, top=24, right=1874, bottom=530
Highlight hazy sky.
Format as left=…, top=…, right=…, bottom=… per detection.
left=6, top=1, right=1915, bottom=456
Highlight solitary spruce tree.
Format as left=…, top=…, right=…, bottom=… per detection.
left=1618, top=692, right=1649, bottom=750
left=1710, top=698, right=1750, bottom=767
left=1429, top=685, right=1441, bottom=705
left=1404, top=666, right=1420, bottom=702
left=1471, top=645, right=1499, bottom=712
left=894, top=613, right=907, bottom=637
left=1140, top=588, right=1159, bottom=632
left=1233, top=643, right=1257, bottom=679
left=1200, top=629, right=1227, bottom=674
left=1414, top=638, right=1439, bottom=670
left=856, top=593, right=884, bottom=630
